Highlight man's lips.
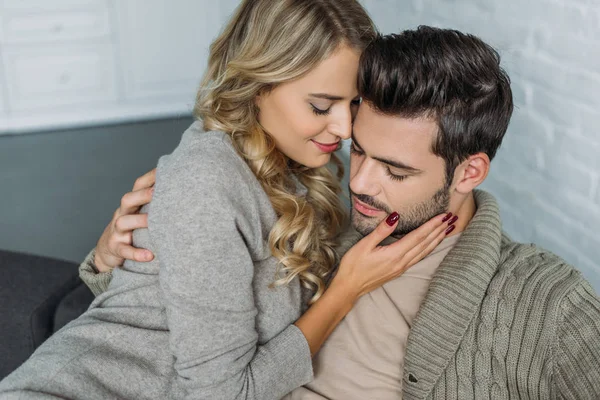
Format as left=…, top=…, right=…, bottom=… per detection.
left=311, top=139, right=339, bottom=153
left=352, top=196, right=384, bottom=217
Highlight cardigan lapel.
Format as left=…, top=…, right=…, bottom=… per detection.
left=402, top=190, right=504, bottom=399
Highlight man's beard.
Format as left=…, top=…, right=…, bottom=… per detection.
left=351, top=184, right=451, bottom=237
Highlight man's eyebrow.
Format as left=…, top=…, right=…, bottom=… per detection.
left=309, top=93, right=345, bottom=101
left=351, top=132, right=422, bottom=174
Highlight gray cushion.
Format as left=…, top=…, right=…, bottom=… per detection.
left=0, top=250, right=81, bottom=379
left=54, top=282, right=94, bottom=332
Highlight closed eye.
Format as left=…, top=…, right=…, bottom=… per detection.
left=311, top=104, right=331, bottom=116
left=350, top=142, right=363, bottom=155
left=386, top=168, right=407, bottom=182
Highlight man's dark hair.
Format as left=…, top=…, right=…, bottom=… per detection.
left=358, top=26, right=514, bottom=182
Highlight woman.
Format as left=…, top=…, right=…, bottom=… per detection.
left=0, top=1, right=452, bottom=399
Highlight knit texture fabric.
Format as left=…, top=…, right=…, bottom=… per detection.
left=79, top=248, right=112, bottom=297
left=402, top=190, right=600, bottom=400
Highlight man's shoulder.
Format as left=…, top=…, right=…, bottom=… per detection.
left=471, top=237, right=598, bottom=350
left=493, top=236, right=590, bottom=304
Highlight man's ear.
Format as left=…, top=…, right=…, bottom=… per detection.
left=452, top=153, right=490, bottom=194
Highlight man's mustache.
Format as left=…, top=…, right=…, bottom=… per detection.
left=348, top=188, right=391, bottom=214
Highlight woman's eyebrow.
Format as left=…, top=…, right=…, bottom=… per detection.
left=309, top=93, right=345, bottom=101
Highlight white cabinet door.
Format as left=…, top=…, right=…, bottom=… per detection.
left=0, top=4, right=111, bottom=44
left=3, top=43, right=117, bottom=111
left=115, top=0, right=229, bottom=104
left=1, top=0, right=103, bottom=11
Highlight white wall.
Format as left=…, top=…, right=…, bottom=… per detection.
left=359, top=0, right=600, bottom=289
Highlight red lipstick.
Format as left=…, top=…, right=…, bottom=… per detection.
left=311, top=140, right=339, bottom=153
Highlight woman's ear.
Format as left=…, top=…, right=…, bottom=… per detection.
left=254, top=92, right=262, bottom=109
left=254, top=85, right=272, bottom=109
left=452, top=153, right=490, bottom=194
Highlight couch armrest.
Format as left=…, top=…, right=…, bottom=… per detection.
left=0, top=250, right=81, bottom=380
left=53, top=282, right=95, bottom=332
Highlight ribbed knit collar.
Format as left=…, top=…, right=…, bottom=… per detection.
left=403, top=190, right=504, bottom=399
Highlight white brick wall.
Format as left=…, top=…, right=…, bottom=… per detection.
left=354, top=0, right=600, bottom=290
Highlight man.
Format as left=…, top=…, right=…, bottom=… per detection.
left=285, top=27, right=600, bottom=399
left=286, top=26, right=600, bottom=399
left=33, top=27, right=600, bottom=399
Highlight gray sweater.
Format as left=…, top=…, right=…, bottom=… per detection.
left=83, top=192, right=600, bottom=399
left=0, top=123, right=314, bottom=399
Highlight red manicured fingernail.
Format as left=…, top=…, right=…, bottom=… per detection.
left=447, top=215, right=458, bottom=225
left=442, top=212, right=453, bottom=222
left=386, top=212, right=399, bottom=226
left=445, top=225, right=456, bottom=235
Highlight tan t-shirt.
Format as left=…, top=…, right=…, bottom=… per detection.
left=285, top=233, right=461, bottom=400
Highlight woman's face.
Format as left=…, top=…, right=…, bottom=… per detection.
left=256, top=45, right=361, bottom=168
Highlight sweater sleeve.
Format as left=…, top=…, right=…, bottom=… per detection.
left=78, top=247, right=113, bottom=296
left=149, top=139, right=313, bottom=400
left=554, top=278, right=600, bottom=399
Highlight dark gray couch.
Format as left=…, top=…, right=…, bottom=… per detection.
left=0, top=250, right=94, bottom=379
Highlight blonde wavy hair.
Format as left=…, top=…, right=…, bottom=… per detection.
left=194, top=0, right=377, bottom=303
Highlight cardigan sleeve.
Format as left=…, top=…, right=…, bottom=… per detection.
left=553, top=278, right=600, bottom=399
left=78, top=247, right=113, bottom=296
left=149, top=136, right=313, bottom=400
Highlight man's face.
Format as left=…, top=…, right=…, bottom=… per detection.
left=349, top=102, right=451, bottom=237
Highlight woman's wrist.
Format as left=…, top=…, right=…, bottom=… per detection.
left=93, top=252, right=112, bottom=274
left=92, top=253, right=101, bottom=273
left=295, top=280, right=356, bottom=357
left=328, top=265, right=363, bottom=303
left=325, top=275, right=358, bottom=312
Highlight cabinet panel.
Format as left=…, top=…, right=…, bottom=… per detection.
left=3, top=43, right=117, bottom=111
left=0, top=0, right=102, bottom=12
left=1, top=7, right=110, bottom=43
left=115, top=0, right=226, bottom=101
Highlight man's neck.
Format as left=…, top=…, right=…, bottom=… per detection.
left=448, top=191, right=476, bottom=237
